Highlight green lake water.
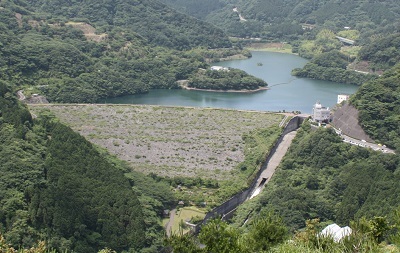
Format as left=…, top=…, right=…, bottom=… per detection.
left=105, top=51, right=359, bottom=114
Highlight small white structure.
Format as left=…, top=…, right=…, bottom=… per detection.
left=320, top=223, right=352, bottom=242
left=312, top=102, right=330, bottom=123
left=337, top=94, right=350, bottom=104
left=210, top=66, right=229, bottom=71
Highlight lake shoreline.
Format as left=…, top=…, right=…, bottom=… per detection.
left=103, top=51, right=359, bottom=114
left=180, top=85, right=269, bottom=93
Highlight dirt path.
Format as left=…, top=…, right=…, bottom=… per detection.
left=17, top=90, right=25, bottom=100
left=166, top=209, right=176, bottom=237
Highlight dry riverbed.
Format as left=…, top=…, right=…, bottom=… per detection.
left=30, top=104, right=283, bottom=180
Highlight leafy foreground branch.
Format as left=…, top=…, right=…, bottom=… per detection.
left=0, top=233, right=117, bottom=253
left=166, top=211, right=400, bottom=253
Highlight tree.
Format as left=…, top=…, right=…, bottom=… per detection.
left=199, top=219, right=245, bottom=253
left=166, top=232, right=204, bottom=253
left=247, top=211, right=288, bottom=251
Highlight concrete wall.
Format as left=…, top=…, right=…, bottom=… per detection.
left=194, top=116, right=305, bottom=234
left=331, top=103, right=373, bottom=142
left=282, top=116, right=303, bottom=135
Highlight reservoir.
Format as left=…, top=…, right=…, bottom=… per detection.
left=105, top=51, right=358, bottom=113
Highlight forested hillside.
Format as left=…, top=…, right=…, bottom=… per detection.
left=233, top=123, right=400, bottom=232
left=161, top=0, right=400, bottom=41
left=161, top=0, right=400, bottom=84
left=358, top=33, right=400, bottom=71
left=0, top=0, right=264, bottom=103
left=292, top=49, right=377, bottom=85
left=0, top=82, right=173, bottom=252
left=351, top=64, right=400, bottom=151
left=26, top=0, right=231, bottom=50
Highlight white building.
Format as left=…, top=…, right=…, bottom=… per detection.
left=337, top=94, right=350, bottom=104
left=210, top=66, right=229, bottom=71
left=320, top=223, right=352, bottom=242
left=312, top=102, right=330, bottom=123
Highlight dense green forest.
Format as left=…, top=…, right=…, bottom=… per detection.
left=0, top=0, right=263, bottom=103
left=0, top=82, right=174, bottom=252
left=292, top=50, right=377, bottom=85
left=358, top=33, right=400, bottom=71
left=26, top=0, right=231, bottom=50
left=4, top=213, right=400, bottom=252
left=2, top=0, right=398, bottom=100
left=292, top=30, right=400, bottom=80
left=232, top=124, right=400, bottom=232
left=188, top=68, right=267, bottom=90
left=161, top=0, right=400, bottom=41
left=351, top=64, right=400, bottom=151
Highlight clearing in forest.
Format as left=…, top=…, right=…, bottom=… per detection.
left=29, top=104, right=283, bottom=180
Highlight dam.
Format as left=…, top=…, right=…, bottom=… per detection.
left=194, top=115, right=306, bottom=233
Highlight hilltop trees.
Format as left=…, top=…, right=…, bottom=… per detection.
left=188, top=68, right=267, bottom=90
left=160, top=0, right=400, bottom=40
left=358, top=33, right=400, bottom=71
left=26, top=0, right=231, bottom=50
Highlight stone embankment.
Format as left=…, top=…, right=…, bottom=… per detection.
left=331, top=103, right=372, bottom=142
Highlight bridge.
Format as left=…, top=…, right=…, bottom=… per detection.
left=336, top=36, right=355, bottom=45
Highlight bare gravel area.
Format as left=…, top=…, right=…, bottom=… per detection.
left=30, top=104, right=283, bottom=180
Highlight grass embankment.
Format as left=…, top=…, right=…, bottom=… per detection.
left=171, top=207, right=206, bottom=234
left=29, top=104, right=283, bottom=212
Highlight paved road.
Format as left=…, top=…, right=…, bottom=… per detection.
left=341, top=134, right=395, bottom=154
left=331, top=127, right=395, bottom=154
left=249, top=130, right=297, bottom=199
